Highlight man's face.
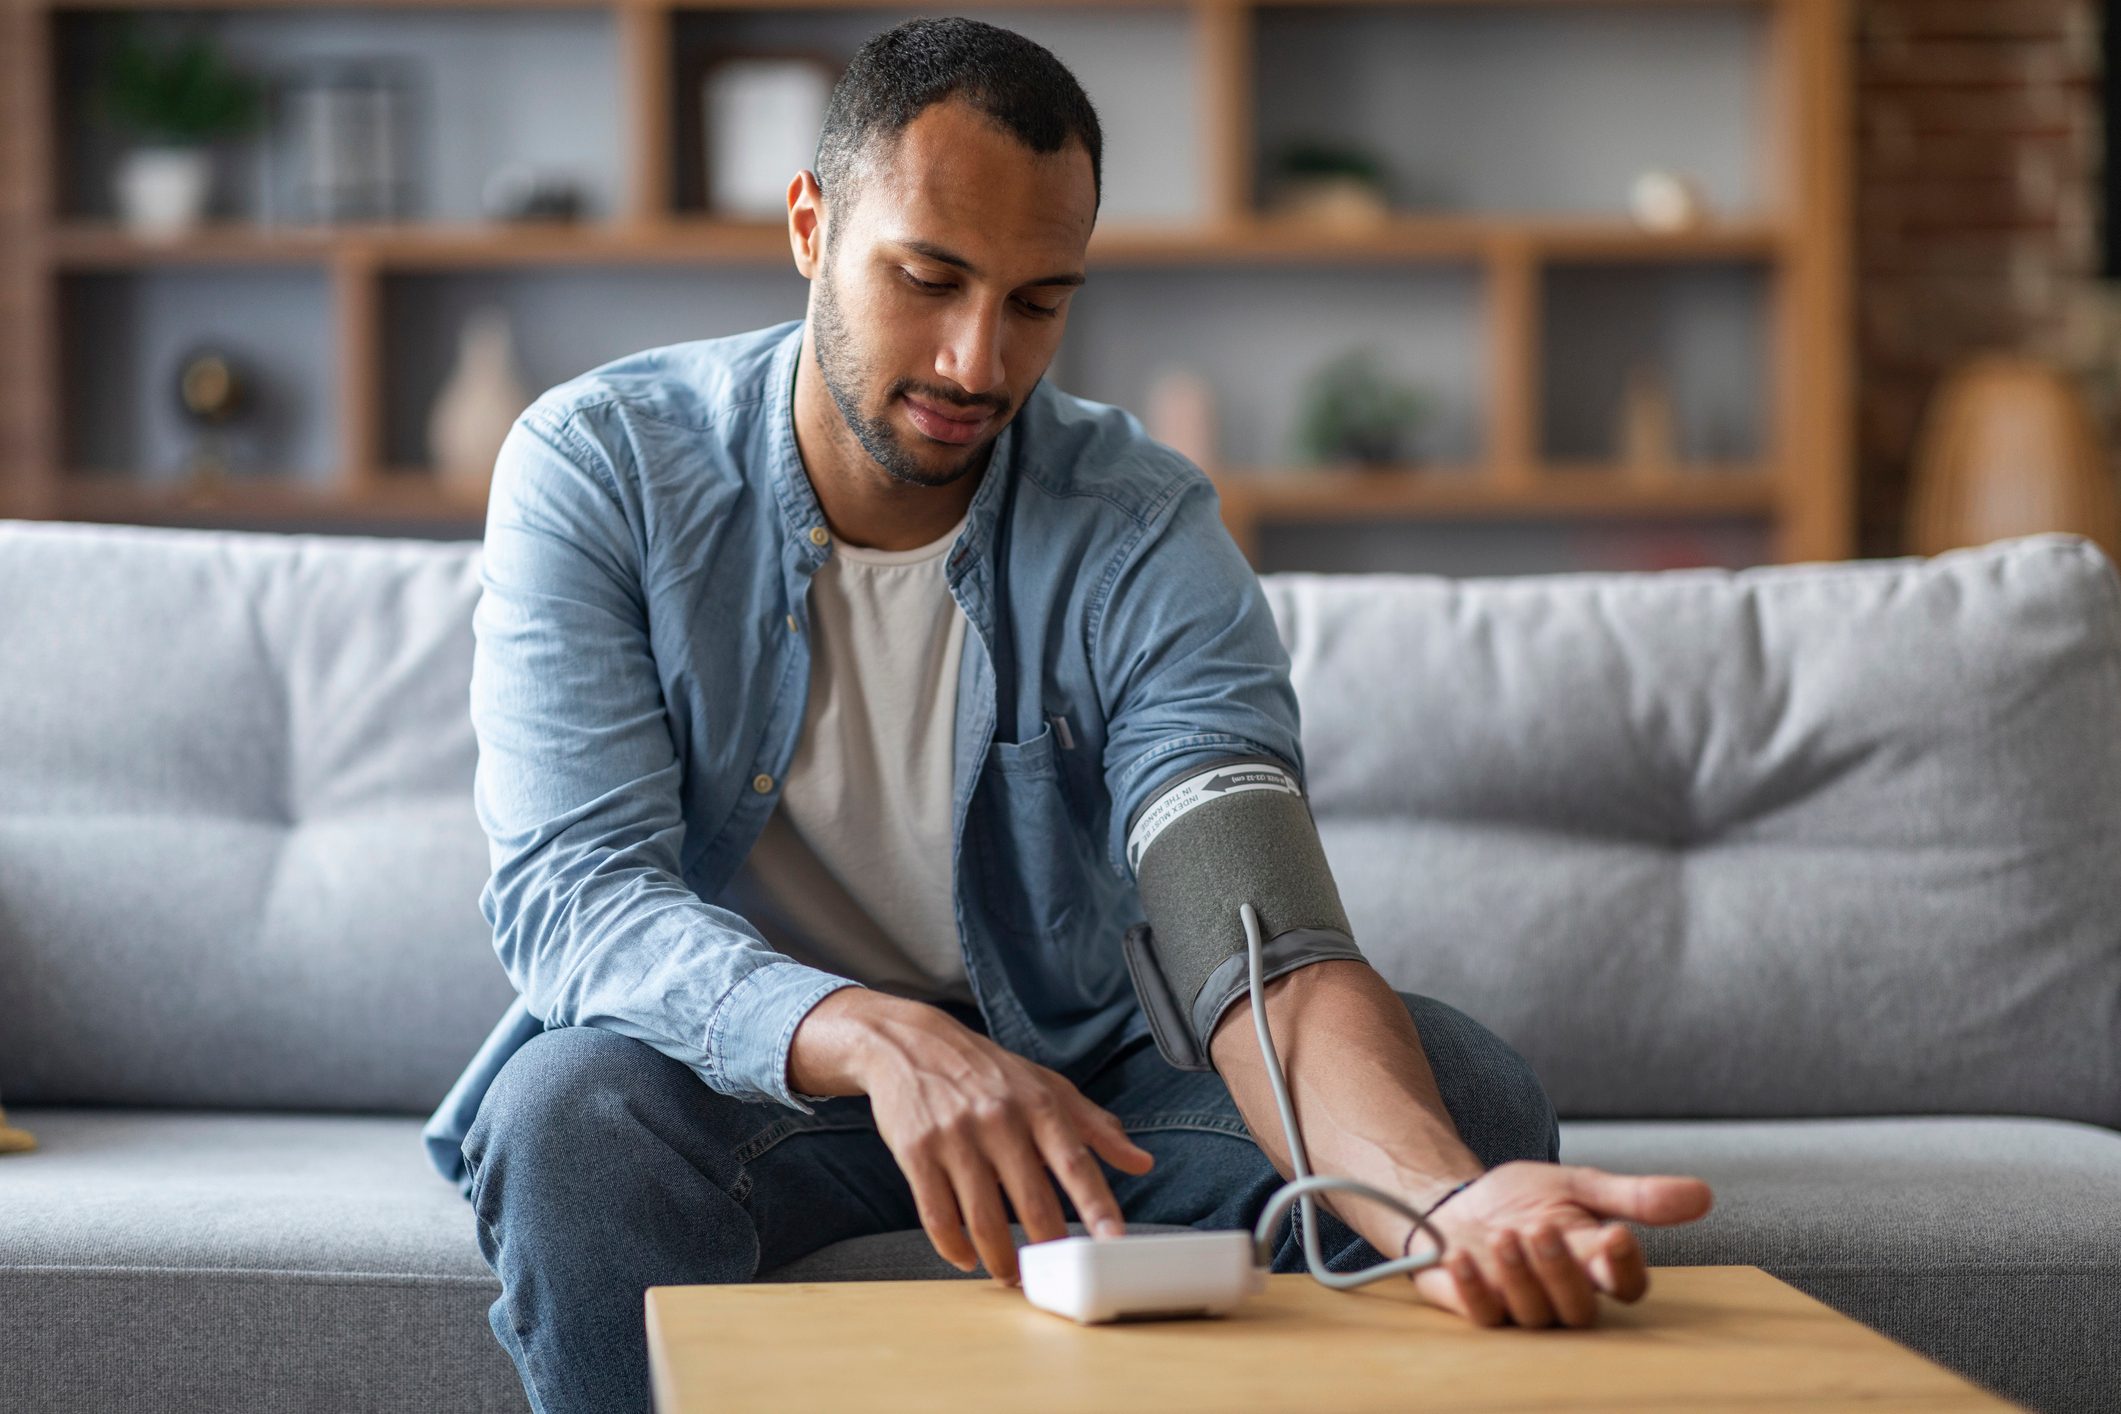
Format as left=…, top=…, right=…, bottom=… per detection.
left=807, top=99, right=1097, bottom=488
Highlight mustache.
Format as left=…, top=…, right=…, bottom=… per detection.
left=897, top=384, right=1007, bottom=418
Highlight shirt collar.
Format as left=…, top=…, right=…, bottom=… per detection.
left=768, top=318, right=1016, bottom=588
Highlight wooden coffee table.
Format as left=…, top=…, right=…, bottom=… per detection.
left=646, top=1265, right=2018, bottom=1412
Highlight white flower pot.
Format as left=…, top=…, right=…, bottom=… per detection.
left=114, top=146, right=215, bottom=240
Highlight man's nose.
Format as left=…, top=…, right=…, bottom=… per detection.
left=937, top=303, right=1006, bottom=398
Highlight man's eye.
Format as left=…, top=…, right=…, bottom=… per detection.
left=900, top=269, right=1059, bottom=317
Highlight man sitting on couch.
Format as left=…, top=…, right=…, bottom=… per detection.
left=426, top=16, right=1715, bottom=1412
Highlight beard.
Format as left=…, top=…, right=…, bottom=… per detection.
left=810, top=253, right=1011, bottom=489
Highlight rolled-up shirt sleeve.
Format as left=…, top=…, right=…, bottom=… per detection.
left=1091, top=462, right=1308, bottom=883
left=472, top=402, right=859, bottom=1111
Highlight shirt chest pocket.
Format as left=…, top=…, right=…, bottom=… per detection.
left=976, top=719, right=1089, bottom=948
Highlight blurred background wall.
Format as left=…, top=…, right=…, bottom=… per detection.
left=1854, top=0, right=2117, bottom=557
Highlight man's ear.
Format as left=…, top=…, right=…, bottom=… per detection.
left=787, top=170, right=826, bottom=279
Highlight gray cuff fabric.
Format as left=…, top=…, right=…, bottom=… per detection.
left=1125, top=751, right=1364, bottom=1071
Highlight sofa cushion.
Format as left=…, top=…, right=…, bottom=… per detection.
left=4, top=1108, right=2114, bottom=1413
left=1264, top=534, right=2121, bottom=1127
left=0, top=1108, right=517, bottom=1413
left=0, top=519, right=511, bottom=1112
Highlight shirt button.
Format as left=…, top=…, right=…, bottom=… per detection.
left=785, top=612, right=798, bottom=632
left=753, top=773, right=774, bottom=794
left=809, top=526, right=829, bottom=546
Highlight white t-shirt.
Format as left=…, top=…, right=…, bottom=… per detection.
left=720, top=506, right=976, bottom=1006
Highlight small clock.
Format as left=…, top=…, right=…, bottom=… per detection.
left=171, top=345, right=254, bottom=489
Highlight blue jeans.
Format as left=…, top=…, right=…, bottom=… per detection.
left=461, top=992, right=1560, bottom=1414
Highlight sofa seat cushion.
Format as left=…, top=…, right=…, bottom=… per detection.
left=1561, top=1114, right=2121, bottom=1411
left=0, top=1108, right=1185, bottom=1413
left=0, top=1108, right=520, bottom=1413
left=0, top=1108, right=490, bottom=1278
left=5, top=1109, right=2116, bottom=1413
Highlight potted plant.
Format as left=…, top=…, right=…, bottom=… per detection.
left=1293, top=347, right=1430, bottom=469
left=1270, top=139, right=1392, bottom=228
left=93, top=19, right=267, bottom=239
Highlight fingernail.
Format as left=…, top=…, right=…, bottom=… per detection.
left=1535, top=1232, right=1564, bottom=1259
left=1095, top=1220, right=1124, bottom=1239
left=1498, top=1238, right=1525, bottom=1266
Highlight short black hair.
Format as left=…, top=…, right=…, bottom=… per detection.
left=814, top=17, right=1103, bottom=227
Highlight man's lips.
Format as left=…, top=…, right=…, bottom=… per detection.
left=904, top=394, right=996, bottom=444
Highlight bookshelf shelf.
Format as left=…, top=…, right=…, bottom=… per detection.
left=0, top=0, right=1851, bottom=566
left=48, top=472, right=492, bottom=524
left=41, top=215, right=1788, bottom=269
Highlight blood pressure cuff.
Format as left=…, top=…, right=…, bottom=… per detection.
left=1121, top=754, right=1367, bottom=1071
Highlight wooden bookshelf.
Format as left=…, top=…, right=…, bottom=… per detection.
left=0, top=0, right=1853, bottom=566
left=37, top=214, right=1790, bottom=268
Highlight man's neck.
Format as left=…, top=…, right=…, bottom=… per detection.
left=793, top=328, right=986, bottom=553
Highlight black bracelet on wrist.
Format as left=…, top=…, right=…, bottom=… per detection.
left=1400, top=1174, right=1480, bottom=1261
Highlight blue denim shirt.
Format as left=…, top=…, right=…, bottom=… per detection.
left=421, top=317, right=1306, bottom=1192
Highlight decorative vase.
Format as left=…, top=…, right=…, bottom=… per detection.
left=1907, top=354, right=2121, bottom=562
left=114, top=145, right=215, bottom=240
left=1146, top=366, right=1217, bottom=470
left=1618, top=363, right=1679, bottom=479
left=428, top=305, right=529, bottom=495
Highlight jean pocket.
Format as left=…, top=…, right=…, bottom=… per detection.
left=731, top=1099, right=879, bottom=1165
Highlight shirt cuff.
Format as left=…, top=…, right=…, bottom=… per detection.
left=706, top=960, right=866, bottom=1111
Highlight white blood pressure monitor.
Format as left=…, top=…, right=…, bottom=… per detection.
left=1018, top=1230, right=1263, bottom=1324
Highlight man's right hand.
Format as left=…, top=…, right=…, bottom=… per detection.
left=788, top=987, right=1155, bottom=1284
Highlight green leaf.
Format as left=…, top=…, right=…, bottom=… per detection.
left=94, top=18, right=266, bottom=145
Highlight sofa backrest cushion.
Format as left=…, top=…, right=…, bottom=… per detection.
left=0, top=519, right=509, bottom=1112
left=5, top=521, right=2116, bottom=1123
left=1263, top=533, right=2121, bottom=1125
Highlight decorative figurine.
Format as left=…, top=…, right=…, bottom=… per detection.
left=1629, top=170, right=1709, bottom=233
left=1618, top=362, right=1680, bottom=476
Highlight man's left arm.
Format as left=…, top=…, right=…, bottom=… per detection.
left=1206, top=957, right=1649, bottom=1328
left=1208, top=958, right=1485, bottom=1242
left=1095, top=461, right=1710, bottom=1329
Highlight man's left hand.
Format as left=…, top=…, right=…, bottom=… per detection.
left=1402, top=1162, right=1714, bottom=1328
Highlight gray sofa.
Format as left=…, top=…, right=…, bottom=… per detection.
left=3, top=517, right=2118, bottom=1414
